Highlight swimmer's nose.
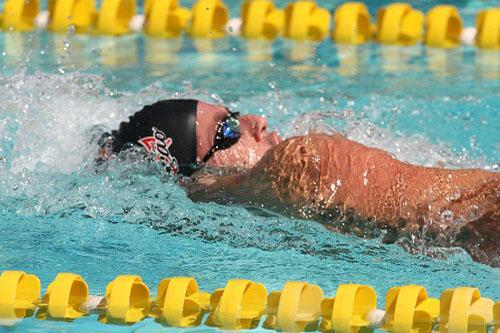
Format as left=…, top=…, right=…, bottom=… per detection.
left=240, top=115, right=268, bottom=141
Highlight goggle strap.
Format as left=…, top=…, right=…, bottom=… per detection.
left=202, top=147, right=216, bottom=163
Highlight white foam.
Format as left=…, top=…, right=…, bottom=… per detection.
left=0, top=71, right=212, bottom=174
left=287, top=109, right=495, bottom=171
left=0, top=70, right=129, bottom=173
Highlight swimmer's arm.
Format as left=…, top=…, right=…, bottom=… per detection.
left=189, top=134, right=499, bottom=265
left=330, top=137, right=500, bottom=264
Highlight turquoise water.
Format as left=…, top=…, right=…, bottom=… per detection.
left=0, top=0, right=499, bottom=331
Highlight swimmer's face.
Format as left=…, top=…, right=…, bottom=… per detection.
left=196, top=102, right=282, bottom=169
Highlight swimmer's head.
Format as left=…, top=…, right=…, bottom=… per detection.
left=107, top=99, right=281, bottom=175
left=197, top=101, right=282, bottom=169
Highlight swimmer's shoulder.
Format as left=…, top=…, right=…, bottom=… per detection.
left=281, top=133, right=399, bottom=162
left=255, top=133, right=346, bottom=174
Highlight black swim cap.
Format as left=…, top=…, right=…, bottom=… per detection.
left=110, top=99, right=198, bottom=175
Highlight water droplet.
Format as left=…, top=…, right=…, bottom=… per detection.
left=440, top=210, right=453, bottom=223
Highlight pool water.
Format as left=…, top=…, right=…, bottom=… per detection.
left=0, top=0, right=499, bottom=331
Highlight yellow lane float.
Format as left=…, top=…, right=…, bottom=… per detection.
left=0, top=0, right=497, bottom=52
left=332, top=2, right=372, bottom=45
left=98, top=275, right=150, bottom=325
left=144, top=0, right=191, bottom=38
left=476, top=8, right=500, bottom=49
left=1, top=0, right=39, bottom=31
left=48, top=0, right=96, bottom=33
left=320, top=284, right=377, bottom=333
left=190, top=0, right=228, bottom=38
left=1, top=271, right=499, bottom=331
left=263, top=281, right=323, bottom=332
left=96, top=0, right=135, bottom=35
left=206, top=279, right=267, bottom=329
left=241, top=0, right=284, bottom=40
left=382, top=285, right=439, bottom=333
left=36, top=273, right=88, bottom=321
left=425, top=5, right=462, bottom=48
left=0, top=271, right=40, bottom=319
left=494, top=302, right=500, bottom=333
left=151, top=277, right=210, bottom=327
left=376, top=3, right=424, bottom=45
left=439, top=287, right=494, bottom=333
left=283, top=0, right=331, bottom=41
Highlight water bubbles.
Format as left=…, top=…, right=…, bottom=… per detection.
left=67, top=25, right=76, bottom=36
left=469, top=135, right=477, bottom=153
left=467, top=205, right=480, bottom=221
left=210, top=93, right=223, bottom=104
left=63, top=40, right=71, bottom=51
left=440, top=210, right=454, bottom=223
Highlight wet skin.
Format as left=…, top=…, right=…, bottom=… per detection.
left=192, top=104, right=500, bottom=266
left=195, top=101, right=281, bottom=168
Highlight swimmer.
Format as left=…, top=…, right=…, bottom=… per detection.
left=98, top=99, right=499, bottom=266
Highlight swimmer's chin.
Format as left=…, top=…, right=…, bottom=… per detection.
left=269, top=131, right=283, bottom=146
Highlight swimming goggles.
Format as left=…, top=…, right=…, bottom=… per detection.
left=202, top=111, right=241, bottom=162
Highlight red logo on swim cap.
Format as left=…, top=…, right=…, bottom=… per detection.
left=138, top=127, right=179, bottom=174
